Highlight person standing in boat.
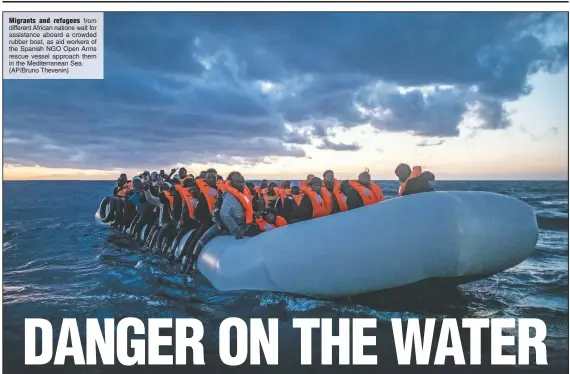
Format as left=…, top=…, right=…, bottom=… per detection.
left=297, top=177, right=329, bottom=221
left=339, top=170, right=384, bottom=210
left=187, top=172, right=254, bottom=271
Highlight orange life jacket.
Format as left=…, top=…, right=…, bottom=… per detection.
left=398, top=166, right=422, bottom=197
left=174, top=184, right=189, bottom=201
left=187, top=197, right=198, bottom=219
left=348, top=180, right=384, bottom=206
left=274, top=188, right=291, bottom=207
left=180, top=189, right=198, bottom=220
left=301, top=186, right=329, bottom=219
left=225, top=185, right=254, bottom=224
left=196, top=179, right=218, bottom=213
left=255, top=216, right=287, bottom=231
left=332, top=181, right=349, bottom=212
left=163, top=190, right=175, bottom=211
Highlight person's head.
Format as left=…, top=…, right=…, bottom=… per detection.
left=395, top=163, right=412, bottom=182
left=266, top=182, right=278, bottom=196
left=160, top=169, right=166, bottom=176
left=143, top=171, right=150, bottom=180
left=118, top=173, right=127, bottom=186
left=227, top=171, right=239, bottom=182
left=263, top=210, right=277, bottom=224
left=171, top=178, right=181, bottom=186
left=230, top=172, right=245, bottom=192
left=179, top=167, right=187, bottom=179
left=205, top=168, right=217, bottom=187
left=184, top=178, right=199, bottom=197
left=217, top=175, right=224, bottom=181
left=260, top=179, right=269, bottom=189
left=187, top=174, right=195, bottom=180
left=420, top=171, right=435, bottom=182
left=245, top=181, right=256, bottom=195
left=309, top=177, right=323, bottom=192
left=160, top=182, right=172, bottom=192
left=290, top=181, right=301, bottom=195
left=306, top=174, right=315, bottom=184
left=323, top=170, right=334, bottom=184
left=281, top=180, right=291, bottom=189
left=132, top=176, right=143, bottom=190
left=358, top=171, right=371, bottom=186
left=183, top=177, right=195, bottom=188
left=150, top=171, right=158, bottom=182
left=199, top=170, right=207, bottom=179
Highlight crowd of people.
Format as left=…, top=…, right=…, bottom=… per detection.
left=109, top=164, right=435, bottom=273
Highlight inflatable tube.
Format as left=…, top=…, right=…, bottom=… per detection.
left=195, top=191, right=539, bottom=298
left=99, top=197, right=115, bottom=223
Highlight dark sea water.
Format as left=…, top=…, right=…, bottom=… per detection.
left=3, top=180, right=568, bottom=373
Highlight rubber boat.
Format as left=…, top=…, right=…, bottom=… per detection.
left=96, top=191, right=538, bottom=298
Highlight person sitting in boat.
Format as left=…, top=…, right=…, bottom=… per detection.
left=322, top=169, right=346, bottom=214
left=187, top=172, right=254, bottom=271
left=148, top=180, right=183, bottom=253
left=180, top=168, right=221, bottom=273
left=297, top=177, right=329, bottom=221
left=168, top=177, right=201, bottom=261
left=257, top=209, right=287, bottom=231
left=396, top=164, right=435, bottom=196
left=246, top=181, right=262, bottom=211
left=261, top=181, right=279, bottom=210
left=340, top=170, right=384, bottom=210
left=177, top=167, right=189, bottom=182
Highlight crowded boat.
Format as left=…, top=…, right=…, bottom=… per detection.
left=98, top=163, right=436, bottom=274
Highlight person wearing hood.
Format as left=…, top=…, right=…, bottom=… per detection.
left=187, top=172, right=254, bottom=271
left=396, top=164, right=435, bottom=196
left=297, top=177, right=329, bottom=221
left=340, top=170, right=384, bottom=210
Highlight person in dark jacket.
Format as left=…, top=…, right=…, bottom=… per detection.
left=186, top=172, right=253, bottom=272
left=297, top=177, right=328, bottom=221
left=339, top=171, right=383, bottom=210
left=396, top=164, right=435, bottom=196
left=180, top=168, right=220, bottom=273
left=322, top=169, right=340, bottom=214
left=168, top=178, right=200, bottom=261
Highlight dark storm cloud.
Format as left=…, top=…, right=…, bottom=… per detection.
left=4, top=12, right=567, bottom=170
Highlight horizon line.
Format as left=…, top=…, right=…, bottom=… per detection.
left=3, top=178, right=569, bottom=182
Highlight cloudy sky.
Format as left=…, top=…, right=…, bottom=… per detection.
left=4, top=12, right=568, bottom=180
